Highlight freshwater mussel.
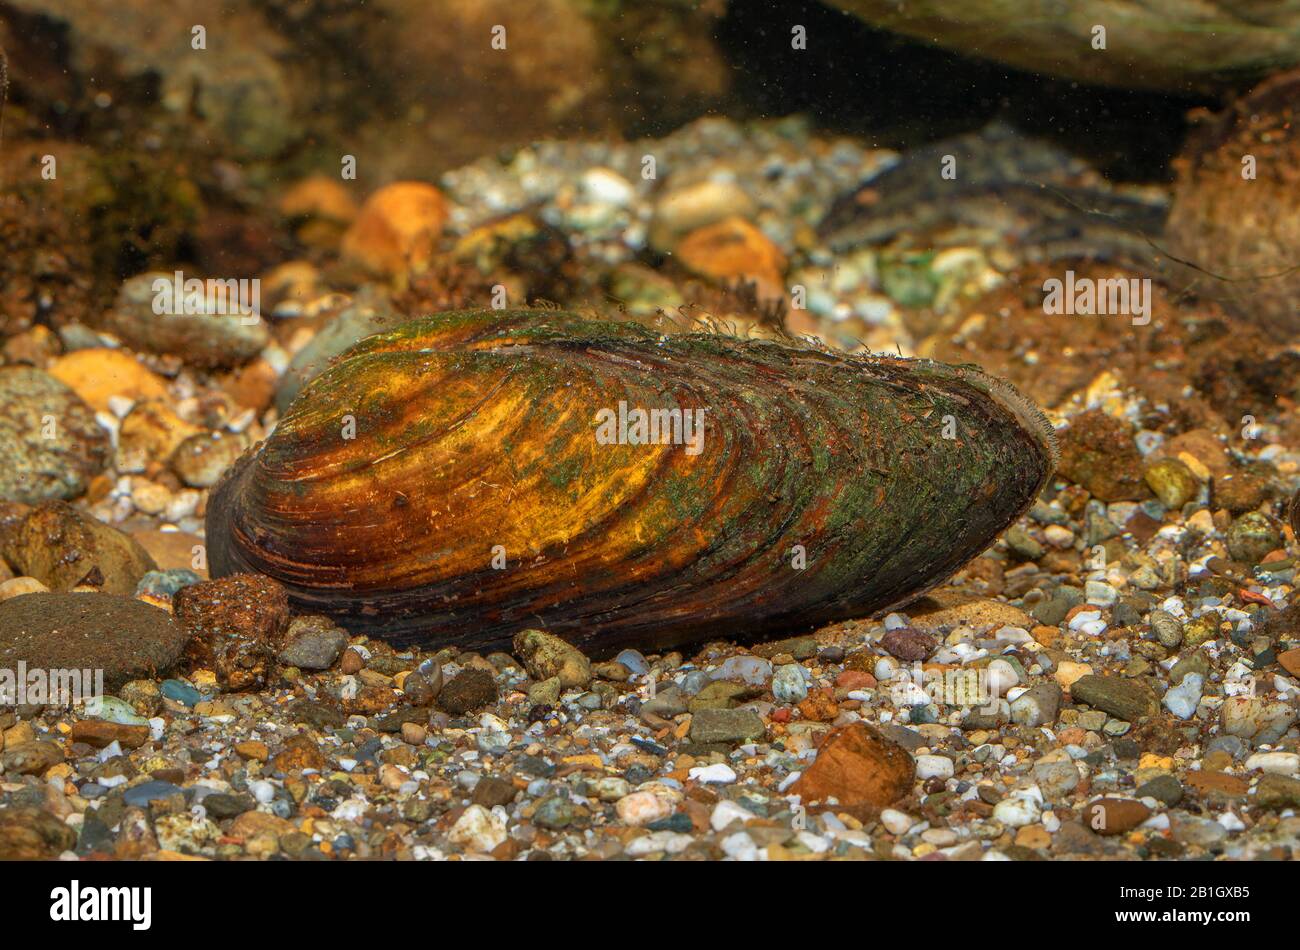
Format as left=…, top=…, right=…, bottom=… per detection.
left=207, top=309, right=1056, bottom=653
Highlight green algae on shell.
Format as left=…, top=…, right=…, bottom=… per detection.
left=207, top=309, right=1056, bottom=654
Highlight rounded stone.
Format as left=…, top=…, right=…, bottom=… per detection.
left=1227, top=512, right=1282, bottom=565
left=4, top=501, right=157, bottom=595
left=0, top=592, right=188, bottom=691
left=102, top=273, right=270, bottom=369
left=0, top=366, right=110, bottom=504
left=1143, top=458, right=1198, bottom=510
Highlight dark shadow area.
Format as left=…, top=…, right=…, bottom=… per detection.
left=715, top=0, right=1218, bottom=181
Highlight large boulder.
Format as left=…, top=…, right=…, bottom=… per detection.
left=827, top=1, right=1300, bottom=92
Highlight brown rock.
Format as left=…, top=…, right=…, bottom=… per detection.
left=1057, top=410, right=1149, bottom=501
left=340, top=647, right=365, bottom=675
left=1161, top=429, right=1231, bottom=480
left=676, top=216, right=786, bottom=301
left=1255, top=773, right=1300, bottom=809
left=270, top=734, right=327, bottom=773
left=789, top=722, right=915, bottom=817
left=229, top=810, right=296, bottom=841
left=279, top=175, right=359, bottom=224
left=4, top=501, right=157, bottom=594
left=0, top=740, right=65, bottom=776
left=0, top=806, right=77, bottom=859
left=0, top=592, right=188, bottom=691
left=1186, top=770, right=1249, bottom=799
left=115, top=399, right=202, bottom=474
left=47, top=348, right=169, bottom=413
left=131, top=530, right=208, bottom=576
left=879, top=627, right=936, bottom=662
left=797, top=689, right=840, bottom=723
left=171, top=431, right=251, bottom=489
left=174, top=573, right=290, bottom=690
left=1215, top=473, right=1270, bottom=514
left=1084, top=797, right=1151, bottom=835
left=234, top=740, right=269, bottom=762
left=437, top=667, right=498, bottom=715
left=341, top=182, right=449, bottom=276
left=69, top=720, right=151, bottom=750
left=1278, top=648, right=1300, bottom=677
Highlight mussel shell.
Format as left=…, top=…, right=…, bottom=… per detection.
left=208, top=310, right=1056, bottom=653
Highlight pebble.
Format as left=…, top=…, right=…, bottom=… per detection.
left=992, top=796, right=1040, bottom=828
left=1255, top=773, right=1300, bottom=809
left=1069, top=674, right=1157, bottom=723
left=1244, top=751, right=1300, bottom=776
left=914, top=754, right=954, bottom=780
left=277, top=615, right=350, bottom=670
left=771, top=663, right=809, bottom=703
left=1009, top=683, right=1062, bottom=727
left=688, top=763, right=737, bottom=784
left=104, top=273, right=269, bottom=369
left=0, top=577, right=48, bottom=602
left=879, top=808, right=914, bottom=836
left=1149, top=609, right=1184, bottom=648
left=448, top=804, right=507, bottom=853
left=790, top=723, right=914, bottom=813
left=689, top=708, right=765, bottom=744
left=1163, top=672, right=1203, bottom=720
left=1085, top=580, right=1118, bottom=608
left=712, top=655, right=771, bottom=686
left=879, top=627, right=936, bottom=662
left=341, top=182, right=449, bottom=277
left=1085, top=797, right=1151, bottom=836
left=0, top=367, right=109, bottom=503
left=1033, top=759, right=1082, bottom=800
left=122, top=780, right=184, bottom=808
left=438, top=668, right=499, bottom=715
left=171, top=431, right=249, bottom=488
left=512, top=628, right=591, bottom=688
left=1226, top=512, right=1281, bottom=565
left=616, top=789, right=677, bottom=827
left=1220, top=696, right=1297, bottom=745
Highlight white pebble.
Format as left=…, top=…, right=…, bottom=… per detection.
left=689, top=763, right=737, bottom=784
left=710, top=799, right=753, bottom=832
left=880, top=808, right=914, bottom=836
left=992, top=796, right=1041, bottom=827
left=914, top=754, right=954, bottom=780
left=1245, top=751, right=1300, bottom=775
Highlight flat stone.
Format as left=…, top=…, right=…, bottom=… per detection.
left=1084, top=797, right=1151, bottom=836
left=69, top=720, right=151, bottom=750
left=1186, top=770, right=1249, bottom=799
left=789, top=722, right=915, bottom=817
left=688, top=707, right=765, bottom=744
left=0, top=592, right=187, bottom=691
left=1069, top=674, right=1158, bottom=722
left=1255, top=773, right=1300, bottom=809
